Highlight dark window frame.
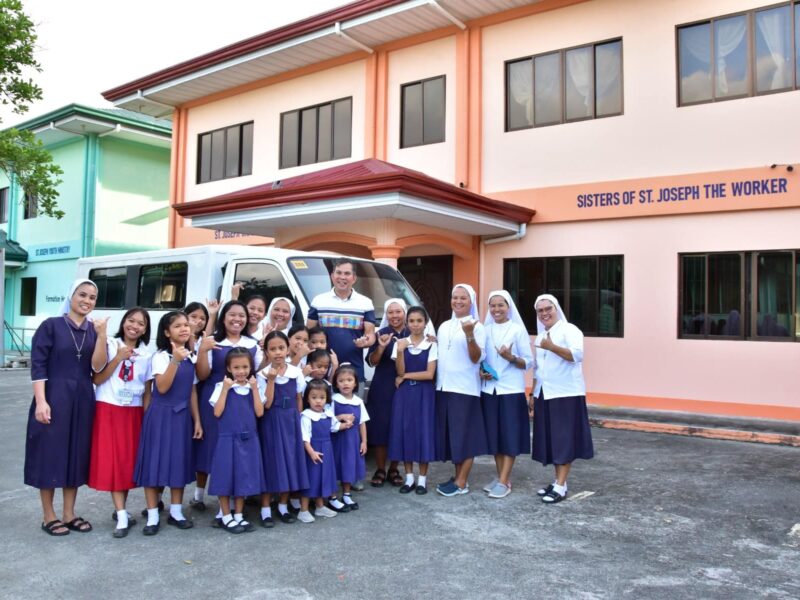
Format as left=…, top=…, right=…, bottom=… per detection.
left=400, top=75, right=447, bottom=148
left=503, top=254, right=625, bottom=337
left=196, top=121, right=254, bottom=184
left=0, top=187, right=8, bottom=224
left=504, top=37, right=624, bottom=132
left=678, top=250, right=799, bottom=341
left=23, top=192, right=38, bottom=220
left=279, top=97, right=353, bottom=169
left=20, top=277, right=36, bottom=316
left=676, top=2, right=800, bottom=107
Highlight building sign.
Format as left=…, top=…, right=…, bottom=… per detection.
left=27, top=240, right=82, bottom=262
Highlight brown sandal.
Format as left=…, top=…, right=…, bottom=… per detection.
left=387, top=468, right=403, bottom=487
left=370, top=468, right=387, bottom=487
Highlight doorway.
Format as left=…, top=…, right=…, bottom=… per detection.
left=398, top=255, right=453, bottom=328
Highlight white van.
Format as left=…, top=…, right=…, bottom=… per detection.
left=76, top=245, right=421, bottom=346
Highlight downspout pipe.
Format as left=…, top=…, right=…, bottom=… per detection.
left=483, top=222, right=527, bottom=245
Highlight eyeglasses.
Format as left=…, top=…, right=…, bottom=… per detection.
left=536, top=306, right=554, bottom=315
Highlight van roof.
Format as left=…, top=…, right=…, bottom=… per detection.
left=77, top=245, right=365, bottom=265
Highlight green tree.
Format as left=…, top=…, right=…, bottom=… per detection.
left=0, top=0, right=63, bottom=219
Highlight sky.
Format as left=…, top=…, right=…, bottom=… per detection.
left=1, top=0, right=352, bottom=127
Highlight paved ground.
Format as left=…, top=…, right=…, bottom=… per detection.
left=1, top=368, right=798, bottom=599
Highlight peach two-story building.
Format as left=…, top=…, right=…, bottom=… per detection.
left=103, top=0, right=800, bottom=422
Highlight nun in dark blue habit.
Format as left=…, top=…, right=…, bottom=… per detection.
left=25, top=279, right=109, bottom=536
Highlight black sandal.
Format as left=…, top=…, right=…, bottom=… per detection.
left=41, top=519, right=70, bottom=536
left=387, top=468, right=403, bottom=487
left=541, top=490, right=567, bottom=504
left=370, top=468, right=387, bottom=487
left=65, top=517, right=93, bottom=532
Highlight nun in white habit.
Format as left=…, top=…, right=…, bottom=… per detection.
left=530, top=294, right=594, bottom=504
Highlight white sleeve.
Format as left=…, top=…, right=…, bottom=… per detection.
left=296, top=372, right=307, bottom=397
left=151, top=351, right=171, bottom=376
left=254, top=346, right=264, bottom=370
left=427, top=342, right=438, bottom=362
left=390, top=342, right=398, bottom=361
left=208, top=382, right=224, bottom=407
left=256, top=376, right=267, bottom=404
left=357, top=397, right=370, bottom=424
left=474, top=322, right=487, bottom=362
left=327, top=408, right=341, bottom=432
left=301, top=415, right=313, bottom=442
left=564, top=324, right=585, bottom=364
left=142, top=351, right=153, bottom=383
left=515, top=326, right=534, bottom=370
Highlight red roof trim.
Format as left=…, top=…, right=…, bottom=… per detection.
left=175, top=171, right=535, bottom=224
left=102, top=0, right=407, bottom=101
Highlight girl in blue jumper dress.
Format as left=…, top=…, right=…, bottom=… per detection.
left=297, top=379, right=352, bottom=523
left=388, top=306, right=438, bottom=495
left=331, top=364, right=369, bottom=511
left=258, top=330, right=308, bottom=527
left=208, top=347, right=266, bottom=534
left=194, top=300, right=260, bottom=514
left=134, top=311, right=203, bottom=536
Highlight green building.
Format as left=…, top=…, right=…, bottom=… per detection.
left=0, top=104, right=171, bottom=353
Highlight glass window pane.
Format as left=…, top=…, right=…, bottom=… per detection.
left=507, top=59, right=533, bottom=129
left=402, top=83, right=423, bottom=147
left=210, top=130, right=225, bottom=181
left=333, top=98, right=352, bottom=159
left=755, top=6, right=792, bottom=93
left=707, top=254, right=741, bottom=336
left=756, top=252, right=792, bottom=337
left=681, top=256, right=706, bottom=335
left=545, top=257, right=565, bottom=306
left=233, top=262, right=296, bottom=319
left=423, top=76, right=445, bottom=144
left=679, top=23, right=712, bottom=104
left=300, top=108, right=318, bottom=166
left=198, top=133, right=212, bottom=183
left=534, top=52, right=562, bottom=126
left=569, top=257, right=598, bottom=333
left=595, top=40, right=622, bottom=116
left=714, top=15, right=749, bottom=98
left=796, top=251, right=800, bottom=338
left=138, top=263, right=188, bottom=310
left=566, top=46, right=593, bottom=120
left=317, top=104, right=332, bottom=163
left=90, top=267, right=127, bottom=309
left=280, top=112, right=299, bottom=169
left=240, top=123, right=253, bottom=176
left=598, top=256, right=623, bottom=335
left=516, top=258, right=545, bottom=333
left=224, top=126, right=240, bottom=178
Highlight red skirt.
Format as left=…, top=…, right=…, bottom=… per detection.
left=88, top=402, right=143, bottom=491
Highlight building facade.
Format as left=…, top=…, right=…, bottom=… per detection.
left=103, top=0, right=800, bottom=420
left=0, top=105, right=171, bottom=347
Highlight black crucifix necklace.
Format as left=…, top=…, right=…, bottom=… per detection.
left=64, top=316, right=87, bottom=360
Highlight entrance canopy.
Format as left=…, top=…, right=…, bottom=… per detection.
left=176, top=159, right=534, bottom=238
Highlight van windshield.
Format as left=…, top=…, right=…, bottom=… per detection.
left=288, top=257, right=421, bottom=321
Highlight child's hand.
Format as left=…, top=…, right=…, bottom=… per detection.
left=265, top=366, right=279, bottom=380
left=344, top=414, right=355, bottom=425
left=395, top=375, right=404, bottom=388
left=396, top=338, right=409, bottom=352
left=308, top=449, right=323, bottom=464
left=115, top=345, right=134, bottom=362
left=248, top=375, right=258, bottom=387
left=171, top=342, right=190, bottom=363
left=359, top=440, right=367, bottom=456
left=339, top=420, right=353, bottom=430
left=207, top=299, right=221, bottom=315
left=377, top=332, right=394, bottom=348
left=262, top=320, right=275, bottom=338
left=302, top=364, right=313, bottom=377
left=425, top=333, right=438, bottom=344
left=199, top=335, right=216, bottom=352
left=222, top=376, right=234, bottom=390
left=230, top=283, right=244, bottom=300
left=193, top=421, right=203, bottom=439
left=308, top=366, right=327, bottom=379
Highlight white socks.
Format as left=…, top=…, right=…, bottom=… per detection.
left=261, top=507, right=271, bottom=520
left=234, top=513, right=244, bottom=523
left=146, top=508, right=159, bottom=526
left=194, top=487, right=205, bottom=502
left=222, top=514, right=233, bottom=525
left=418, top=475, right=427, bottom=488
left=290, top=498, right=301, bottom=510
left=553, top=482, right=567, bottom=496
left=342, top=493, right=356, bottom=506
left=329, top=498, right=345, bottom=510
left=170, top=503, right=186, bottom=521
left=405, top=473, right=415, bottom=486
left=216, top=509, right=223, bottom=519
left=116, top=509, right=128, bottom=529
left=278, top=503, right=289, bottom=516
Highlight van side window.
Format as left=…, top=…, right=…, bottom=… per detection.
left=233, top=262, right=300, bottom=324
left=90, top=267, right=127, bottom=309
left=138, top=262, right=188, bottom=309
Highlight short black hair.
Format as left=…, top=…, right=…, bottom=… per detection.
left=264, top=330, right=289, bottom=349
left=225, top=346, right=255, bottom=379
left=303, top=378, right=332, bottom=409
left=308, top=326, right=327, bottom=339
left=155, top=311, right=190, bottom=352
left=307, top=348, right=330, bottom=366
left=114, top=307, right=151, bottom=347
left=406, top=306, right=430, bottom=323
left=333, top=363, right=359, bottom=394
left=288, top=324, right=309, bottom=339
left=214, top=300, right=251, bottom=342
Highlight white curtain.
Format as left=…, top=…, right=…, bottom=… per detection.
left=756, top=7, right=790, bottom=91
left=509, top=61, right=533, bottom=124
left=534, top=53, right=560, bottom=123
left=595, top=42, right=621, bottom=114
left=714, top=16, right=747, bottom=94
left=566, top=47, right=592, bottom=117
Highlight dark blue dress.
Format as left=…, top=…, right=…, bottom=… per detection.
left=259, top=374, right=309, bottom=493
left=134, top=354, right=196, bottom=488
left=25, top=317, right=98, bottom=489
left=208, top=385, right=266, bottom=497
left=301, top=411, right=338, bottom=499
left=195, top=343, right=257, bottom=474
left=366, top=326, right=408, bottom=447
left=388, top=345, right=436, bottom=463
left=332, top=396, right=367, bottom=484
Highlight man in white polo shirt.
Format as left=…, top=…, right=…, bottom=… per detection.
left=306, top=258, right=376, bottom=382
